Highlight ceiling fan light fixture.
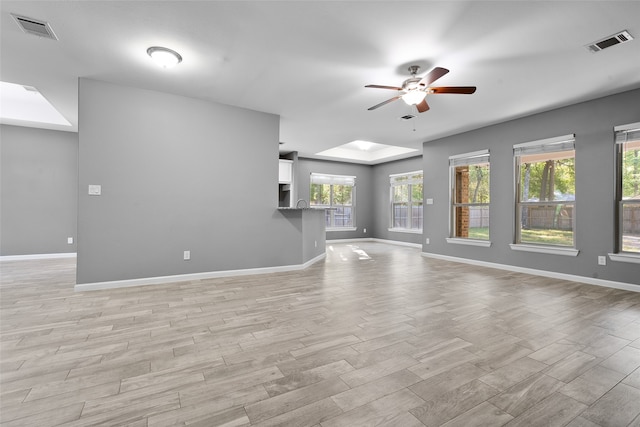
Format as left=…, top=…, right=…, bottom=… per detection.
left=402, top=90, right=426, bottom=105
left=147, top=46, right=182, bottom=68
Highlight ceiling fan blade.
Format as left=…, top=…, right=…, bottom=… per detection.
left=419, top=67, right=449, bottom=86
left=430, top=86, right=477, bottom=94
left=365, top=84, right=403, bottom=91
left=416, top=99, right=430, bottom=113
left=367, top=95, right=402, bottom=111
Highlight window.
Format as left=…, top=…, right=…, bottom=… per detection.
left=449, top=150, right=490, bottom=242
left=310, top=173, right=355, bottom=229
left=389, top=171, right=423, bottom=232
left=615, top=123, right=640, bottom=255
left=514, top=134, right=576, bottom=248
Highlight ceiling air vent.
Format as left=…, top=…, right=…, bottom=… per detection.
left=11, top=14, right=58, bottom=40
left=586, top=30, right=633, bottom=53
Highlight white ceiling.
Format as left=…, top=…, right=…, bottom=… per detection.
left=2, top=1, right=640, bottom=164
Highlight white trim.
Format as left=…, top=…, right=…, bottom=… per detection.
left=326, top=227, right=357, bottom=232
left=509, top=243, right=579, bottom=256
left=608, top=253, right=640, bottom=264
left=327, top=238, right=374, bottom=244
left=326, top=237, right=422, bottom=249
left=446, top=238, right=492, bottom=247
left=0, top=253, right=76, bottom=261
left=421, top=251, right=639, bottom=293
left=449, top=149, right=489, bottom=160
left=372, top=238, right=422, bottom=249
left=614, top=122, right=640, bottom=132
left=389, top=170, right=422, bottom=178
left=513, top=134, right=575, bottom=149
left=75, top=253, right=326, bottom=292
left=388, top=228, right=423, bottom=234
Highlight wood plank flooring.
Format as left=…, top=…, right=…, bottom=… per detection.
left=2, top=242, right=640, bottom=426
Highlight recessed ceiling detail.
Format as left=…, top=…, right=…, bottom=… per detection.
left=0, top=81, right=71, bottom=127
left=316, top=140, right=418, bottom=164
left=586, top=30, right=633, bottom=53
left=11, top=14, right=58, bottom=40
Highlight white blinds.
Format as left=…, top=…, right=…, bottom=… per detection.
left=310, top=173, right=355, bottom=186
left=449, top=149, right=490, bottom=167
left=390, top=171, right=422, bottom=185
left=513, top=134, right=575, bottom=157
left=615, top=122, right=640, bottom=144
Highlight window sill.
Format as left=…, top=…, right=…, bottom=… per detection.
left=388, top=228, right=423, bottom=234
left=509, top=243, right=579, bottom=256
left=608, top=253, right=640, bottom=264
left=326, top=227, right=357, bottom=232
left=446, top=238, right=492, bottom=247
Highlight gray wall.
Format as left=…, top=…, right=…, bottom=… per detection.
left=422, top=88, right=640, bottom=286
left=371, top=156, right=424, bottom=245
left=77, top=78, right=305, bottom=284
left=0, top=124, right=78, bottom=256
left=297, top=158, right=373, bottom=240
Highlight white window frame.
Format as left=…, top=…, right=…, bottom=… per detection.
left=389, top=170, right=423, bottom=233
left=447, top=150, right=491, bottom=247
left=609, top=122, right=640, bottom=264
left=511, top=134, right=578, bottom=256
left=310, top=173, right=356, bottom=231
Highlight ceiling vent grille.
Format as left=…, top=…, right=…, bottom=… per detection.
left=11, top=14, right=58, bottom=40
left=586, top=30, right=633, bottom=53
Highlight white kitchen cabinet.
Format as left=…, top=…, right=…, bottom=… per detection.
left=279, top=159, right=293, bottom=184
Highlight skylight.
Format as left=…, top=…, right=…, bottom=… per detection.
left=0, top=81, right=71, bottom=127
left=316, top=140, right=418, bottom=164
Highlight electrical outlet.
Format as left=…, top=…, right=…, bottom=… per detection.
left=67, top=237, right=73, bottom=244
left=598, top=256, right=606, bottom=266
left=184, top=250, right=191, bottom=261
left=314, top=240, right=317, bottom=248
left=425, top=238, right=430, bottom=244
left=363, top=228, right=367, bottom=233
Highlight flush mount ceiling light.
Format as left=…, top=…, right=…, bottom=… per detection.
left=147, top=46, right=182, bottom=68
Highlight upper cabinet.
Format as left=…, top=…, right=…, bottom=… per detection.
left=279, top=159, right=293, bottom=184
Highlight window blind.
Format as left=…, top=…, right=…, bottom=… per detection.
left=614, top=123, right=640, bottom=144
left=390, top=171, right=422, bottom=185
left=449, top=149, right=490, bottom=167
left=513, top=134, right=575, bottom=156
left=310, top=173, right=355, bottom=186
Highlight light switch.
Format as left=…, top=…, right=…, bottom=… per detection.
left=426, top=198, right=434, bottom=205
left=88, top=184, right=102, bottom=196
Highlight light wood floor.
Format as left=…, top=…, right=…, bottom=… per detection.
left=2, top=242, right=640, bottom=426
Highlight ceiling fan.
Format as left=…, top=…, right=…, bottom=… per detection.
left=365, top=66, right=476, bottom=113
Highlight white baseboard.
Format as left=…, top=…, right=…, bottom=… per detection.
left=421, top=251, right=639, bottom=293
left=326, top=237, right=422, bottom=249
left=0, top=253, right=76, bottom=261
left=327, top=238, right=375, bottom=244
left=74, top=252, right=326, bottom=292
left=372, top=238, right=422, bottom=249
